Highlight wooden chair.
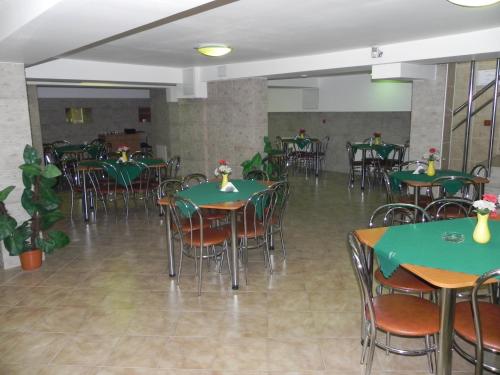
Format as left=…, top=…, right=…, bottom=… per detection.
left=170, top=196, right=231, bottom=295
left=454, top=268, right=500, bottom=375
left=348, top=232, right=439, bottom=375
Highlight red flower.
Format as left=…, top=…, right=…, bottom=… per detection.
left=429, top=148, right=437, bottom=154
left=483, top=194, right=498, bottom=204
left=218, top=159, right=227, bottom=165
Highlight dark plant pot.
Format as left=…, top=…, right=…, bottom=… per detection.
left=19, top=249, right=42, bottom=271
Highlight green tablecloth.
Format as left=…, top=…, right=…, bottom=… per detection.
left=282, top=137, right=319, bottom=150
left=79, top=158, right=165, bottom=187
left=374, top=218, right=500, bottom=279
left=351, top=143, right=396, bottom=160
left=176, top=179, right=267, bottom=217
left=55, top=144, right=103, bottom=159
left=390, top=169, right=474, bottom=195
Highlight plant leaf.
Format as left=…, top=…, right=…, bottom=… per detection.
left=21, top=189, right=37, bottom=216
left=42, top=164, right=61, bottom=179
left=0, top=215, right=17, bottom=241
left=22, top=172, right=32, bottom=189
left=35, top=237, right=56, bottom=254
left=20, top=163, right=42, bottom=178
left=39, top=185, right=60, bottom=211
left=23, top=145, right=41, bottom=164
left=3, top=222, right=31, bottom=255
left=48, top=230, right=70, bottom=249
left=0, top=186, right=15, bottom=202
left=40, top=176, right=57, bottom=188
left=40, top=210, right=64, bottom=230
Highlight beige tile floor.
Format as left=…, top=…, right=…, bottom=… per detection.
left=0, top=172, right=484, bottom=374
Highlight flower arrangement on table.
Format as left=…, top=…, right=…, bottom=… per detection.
left=373, top=132, right=382, bottom=145
left=472, top=194, right=498, bottom=244
left=117, top=146, right=130, bottom=162
left=422, top=147, right=439, bottom=176
left=214, top=159, right=232, bottom=188
left=298, top=128, right=306, bottom=139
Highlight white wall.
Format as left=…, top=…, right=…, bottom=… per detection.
left=37, top=87, right=150, bottom=99
left=268, top=73, right=412, bottom=112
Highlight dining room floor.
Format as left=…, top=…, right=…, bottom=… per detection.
left=0, top=172, right=487, bottom=374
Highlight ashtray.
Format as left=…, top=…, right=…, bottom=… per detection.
left=442, top=232, right=465, bottom=243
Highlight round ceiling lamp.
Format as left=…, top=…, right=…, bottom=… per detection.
left=196, top=44, right=232, bottom=57
left=447, top=0, right=500, bottom=6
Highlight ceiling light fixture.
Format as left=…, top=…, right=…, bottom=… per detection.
left=447, top=0, right=500, bottom=6
left=196, top=44, right=232, bottom=57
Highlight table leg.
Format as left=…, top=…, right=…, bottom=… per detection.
left=437, top=288, right=456, bottom=375
left=315, top=142, right=319, bottom=177
left=230, top=210, right=239, bottom=290
left=165, top=205, right=176, bottom=277
left=361, top=149, right=366, bottom=190
left=82, top=171, right=89, bottom=222
left=157, top=166, right=163, bottom=216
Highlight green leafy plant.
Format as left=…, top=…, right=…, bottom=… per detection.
left=0, top=145, right=69, bottom=256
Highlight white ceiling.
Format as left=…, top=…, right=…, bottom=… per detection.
left=2, top=0, right=500, bottom=68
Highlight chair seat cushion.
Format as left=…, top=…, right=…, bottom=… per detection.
left=236, top=221, right=266, bottom=238
left=454, top=301, right=500, bottom=351
left=183, top=226, right=231, bottom=246
left=375, top=268, right=436, bottom=293
left=371, top=294, right=440, bottom=336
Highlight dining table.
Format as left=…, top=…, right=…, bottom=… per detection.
left=280, top=137, right=321, bottom=177
left=354, top=218, right=500, bottom=375
left=158, top=179, right=269, bottom=289
left=390, top=169, right=489, bottom=205
left=351, top=142, right=398, bottom=190
left=77, top=158, right=167, bottom=221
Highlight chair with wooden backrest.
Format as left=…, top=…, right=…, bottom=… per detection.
left=166, top=156, right=181, bottom=178
left=470, top=164, right=489, bottom=197
left=346, top=141, right=364, bottom=188
left=170, top=196, right=231, bottom=295
left=182, top=173, right=227, bottom=223
left=453, top=268, right=500, bottom=375
left=182, top=173, right=208, bottom=188
left=430, top=175, right=479, bottom=201
left=269, top=180, right=290, bottom=259
left=61, top=160, right=106, bottom=219
left=347, top=232, right=439, bottom=375
left=424, top=198, right=474, bottom=221
left=369, top=203, right=436, bottom=296
left=237, top=188, right=277, bottom=281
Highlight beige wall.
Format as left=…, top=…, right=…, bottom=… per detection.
left=449, top=60, right=500, bottom=170
left=153, top=78, right=268, bottom=177
left=0, top=63, right=33, bottom=269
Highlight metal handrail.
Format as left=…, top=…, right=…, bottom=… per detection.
left=453, top=72, right=499, bottom=116
left=452, top=92, right=500, bottom=131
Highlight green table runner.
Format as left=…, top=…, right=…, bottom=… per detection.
left=374, top=218, right=500, bottom=279
left=177, top=179, right=267, bottom=217
left=55, top=144, right=103, bottom=159
left=79, top=158, right=165, bottom=187
left=282, top=137, right=319, bottom=150
left=390, top=169, right=474, bottom=195
left=351, top=143, right=396, bottom=160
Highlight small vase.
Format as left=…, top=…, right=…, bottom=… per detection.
left=221, top=173, right=229, bottom=188
left=427, top=160, right=436, bottom=176
left=299, top=133, right=305, bottom=139
left=473, top=212, right=491, bottom=244
left=374, top=137, right=381, bottom=145
left=121, top=151, right=128, bottom=162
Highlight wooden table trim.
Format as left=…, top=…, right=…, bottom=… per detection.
left=354, top=226, right=490, bottom=289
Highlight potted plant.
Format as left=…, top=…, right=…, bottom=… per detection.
left=0, top=145, right=69, bottom=270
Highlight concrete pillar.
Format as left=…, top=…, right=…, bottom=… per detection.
left=27, top=84, right=44, bottom=157
left=150, top=88, right=170, bottom=159
left=0, top=63, right=33, bottom=269
left=409, top=64, right=452, bottom=168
